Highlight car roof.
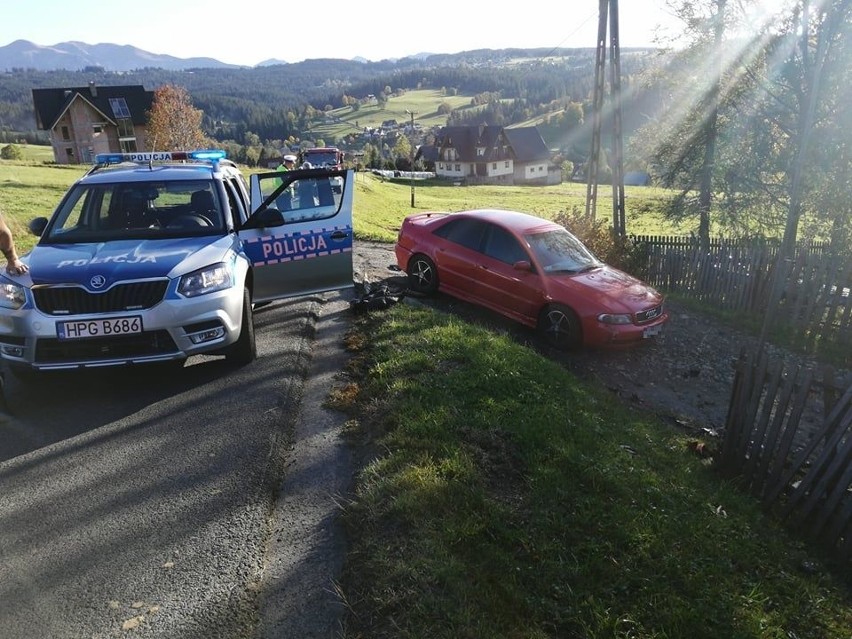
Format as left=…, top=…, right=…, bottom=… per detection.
left=76, top=162, right=230, bottom=185
left=453, top=208, right=562, bottom=234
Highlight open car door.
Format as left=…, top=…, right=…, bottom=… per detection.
left=242, top=168, right=354, bottom=303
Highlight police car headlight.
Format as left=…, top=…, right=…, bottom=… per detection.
left=0, top=281, right=25, bottom=309
left=178, top=263, right=233, bottom=298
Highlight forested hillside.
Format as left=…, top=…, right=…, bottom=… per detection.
left=0, top=47, right=660, bottom=147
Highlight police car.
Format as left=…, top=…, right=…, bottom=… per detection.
left=0, top=150, right=354, bottom=376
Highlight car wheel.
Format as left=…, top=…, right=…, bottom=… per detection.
left=538, top=304, right=582, bottom=350
left=227, top=287, right=257, bottom=366
left=407, top=254, right=439, bottom=295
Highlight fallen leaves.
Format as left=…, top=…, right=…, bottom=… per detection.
left=121, top=615, right=144, bottom=630
left=112, top=599, right=161, bottom=632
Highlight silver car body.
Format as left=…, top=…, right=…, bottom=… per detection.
left=0, top=151, right=354, bottom=372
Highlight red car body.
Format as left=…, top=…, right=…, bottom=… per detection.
left=394, top=209, right=668, bottom=349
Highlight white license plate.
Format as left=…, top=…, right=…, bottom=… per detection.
left=57, top=316, right=143, bottom=340
left=643, top=324, right=662, bottom=339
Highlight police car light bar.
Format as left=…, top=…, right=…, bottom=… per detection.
left=94, top=150, right=227, bottom=164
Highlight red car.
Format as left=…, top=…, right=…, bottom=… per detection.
left=394, top=209, right=668, bottom=349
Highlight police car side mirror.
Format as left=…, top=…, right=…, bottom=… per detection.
left=244, top=207, right=285, bottom=230
left=28, top=217, right=49, bottom=237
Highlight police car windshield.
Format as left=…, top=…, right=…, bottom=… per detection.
left=42, top=180, right=225, bottom=243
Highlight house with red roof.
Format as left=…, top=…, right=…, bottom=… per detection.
left=432, top=125, right=557, bottom=185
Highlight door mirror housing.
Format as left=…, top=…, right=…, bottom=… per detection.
left=513, top=260, right=533, bottom=272
left=28, top=217, right=49, bottom=237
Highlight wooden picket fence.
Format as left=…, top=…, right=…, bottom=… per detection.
left=719, top=347, right=852, bottom=561
left=634, top=236, right=851, bottom=365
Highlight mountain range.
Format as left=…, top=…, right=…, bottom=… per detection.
left=0, top=40, right=428, bottom=71
left=1, top=39, right=261, bottom=71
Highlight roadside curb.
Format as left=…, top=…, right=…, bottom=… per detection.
left=256, top=292, right=353, bottom=638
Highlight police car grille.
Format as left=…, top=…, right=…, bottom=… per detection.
left=34, top=330, right=178, bottom=364
left=33, top=281, right=169, bottom=315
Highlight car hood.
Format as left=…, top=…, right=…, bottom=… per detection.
left=27, top=237, right=233, bottom=289
left=549, top=265, right=663, bottom=313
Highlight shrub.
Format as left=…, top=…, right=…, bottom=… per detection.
left=553, top=207, right=648, bottom=278
left=1, top=144, right=24, bottom=160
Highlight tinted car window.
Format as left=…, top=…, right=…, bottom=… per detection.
left=482, top=225, right=529, bottom=265
left=434, top=218, right=486, bottom=251
left=224, top=178, right=247, bottom=227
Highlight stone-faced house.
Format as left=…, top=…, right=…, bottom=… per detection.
left=433, top=125, right=555, bottom=185
left=32, top=83, right=154, bottom=165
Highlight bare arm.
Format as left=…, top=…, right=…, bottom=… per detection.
left=0, top=216, right=28, bottom=275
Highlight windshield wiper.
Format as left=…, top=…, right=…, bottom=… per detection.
left=574, top=264, right=602, bottom=274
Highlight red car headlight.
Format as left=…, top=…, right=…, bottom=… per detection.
left=597, top=313, right=633, bottom=325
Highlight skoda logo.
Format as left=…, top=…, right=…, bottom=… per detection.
left=646, top=308, right=659, bottom=319
left=90, top=275, right=107, bottom=289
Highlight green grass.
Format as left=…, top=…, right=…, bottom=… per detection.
left=0, top=157, right=87, bottom=248
left=306, top=89, right=484, bottom=142
left=16, top=144, right=56, bottom=163
left=335, top=305, right=852, bottom=638
left=352, top=172, right=694, bottom=242
left=2, top=155, right=695, bottom=253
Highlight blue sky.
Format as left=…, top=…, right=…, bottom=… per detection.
left=2, top=1, right=790, bottom=67
left=2, top=0, right=682, bottom=66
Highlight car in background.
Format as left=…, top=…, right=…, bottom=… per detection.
left=300, top=147, right=345, bottom=192
left=394, top=208, right=668, bottom=349
left=0, top=149, right=354, bottom=377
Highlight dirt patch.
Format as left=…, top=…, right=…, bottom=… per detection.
left=352, top=241, right=840, bottom=439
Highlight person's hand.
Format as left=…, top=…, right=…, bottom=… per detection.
left=6, top=258, right=28, bottom=275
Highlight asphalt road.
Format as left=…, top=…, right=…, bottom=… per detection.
left=0, top=291, right=353, bottom=638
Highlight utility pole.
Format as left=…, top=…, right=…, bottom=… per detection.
left=406, top=109, right=417, bottom=207
left=585, top=0, right=626, bottom=236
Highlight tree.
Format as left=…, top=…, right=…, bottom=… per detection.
left=146, top=84, right=208, bottom=151
left=634, top=0, right=741, bottom=248
left=392, top=135, right=412, bottom=168
left=636, top=0, right=852, bottom=250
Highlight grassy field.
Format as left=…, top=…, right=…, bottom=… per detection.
left=306, top=89, right=484, bottom=143
left=350, top=172, right=694, bottom=242
left=335, top=305, right=852, bottom=638
left=0, top=155, right=84, bottom=247
left=0, top=153, right=696, bottom=254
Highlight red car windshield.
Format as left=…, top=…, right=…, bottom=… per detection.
left=526, top=229, right=602, bottom=273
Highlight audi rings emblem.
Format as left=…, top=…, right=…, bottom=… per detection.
left=90, top=275, right=107, bottom=289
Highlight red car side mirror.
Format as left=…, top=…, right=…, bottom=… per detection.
left=513, top=260, right=533, bottom=272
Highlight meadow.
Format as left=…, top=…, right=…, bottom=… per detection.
left=1, top=148, right=696, bottom=255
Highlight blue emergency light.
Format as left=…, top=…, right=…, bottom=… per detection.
left=94, top=150, right=227, bottom=165
left=187, top=150, right=227, bottom=161
left=94, top=153, right=126, bottom=164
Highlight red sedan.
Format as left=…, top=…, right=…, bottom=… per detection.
left=394, top=209, right=668, bottom=349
